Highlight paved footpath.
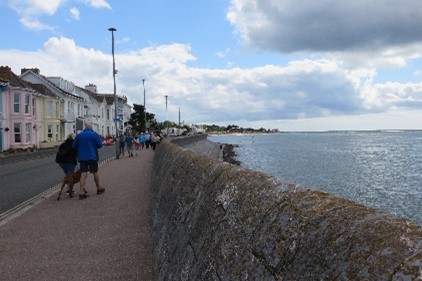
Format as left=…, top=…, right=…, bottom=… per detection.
left=0, top=148, right=154, bottom=280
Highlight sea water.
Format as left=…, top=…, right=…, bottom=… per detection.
left=209, top=131, right=422, bottom=225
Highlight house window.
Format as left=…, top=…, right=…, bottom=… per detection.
left=107, top=109, right=110, bottom=120
left=47, top=125, right=53, bottom=138
left=25, top=94, right=30, bottom=114
left=32, top=98, right=36, bottom=116
left=25, top=123, right=31, bottom=142
left=47, top=101, right=53, bottom=117
left=13, top=93, right=20, bottom=113
left=14, top=123, right=21, bottom=143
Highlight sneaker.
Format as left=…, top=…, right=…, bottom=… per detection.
left=97, top=187, right=105, bottom=195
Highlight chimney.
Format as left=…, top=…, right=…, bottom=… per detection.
left=21, top=68, right=40, bottom=75
left=85, top=83, right=97, bottom=93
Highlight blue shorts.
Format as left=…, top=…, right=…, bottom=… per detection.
left=79, top=160, right=99, bottom=173
left=59, top=164, right=76, bottom=175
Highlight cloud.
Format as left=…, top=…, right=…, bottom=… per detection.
left=226, top=0, right=422, bottom=69
left=9, top=0, right=65, bottom=16
left=20, top=17, right=55, bottom=31
left=216, top=48, right=230, bottom=58
left=1, top=37, right=421, bottom=129
left=69, top=7, right=80, bottom=20
left=7, top=0, right=111, bottom=30
left=8, top=0, right=65, bottom=30
left=83, top=0, right=111, bottom=9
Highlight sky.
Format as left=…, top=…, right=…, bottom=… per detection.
left=1, top=0, right=422, bottom=131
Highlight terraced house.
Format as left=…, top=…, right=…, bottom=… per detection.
left=0, top=67, right=42, bottom=151
left=0, top=66, right=131, bottom=152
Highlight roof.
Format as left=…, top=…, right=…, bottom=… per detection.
left=76, top=85, right=105, bottom=103
left=20, top=68, right=83, bottom=101
left=25, top=82, right=56, bottom=98
left=99, top=94, right=128, bottom=105
left=0, top=66, right=30, bottom=88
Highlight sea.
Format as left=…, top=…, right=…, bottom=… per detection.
left=209, top=130, right=422, bottom=225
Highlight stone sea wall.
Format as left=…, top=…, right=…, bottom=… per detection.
left=151, top=135, right=422, bottom=280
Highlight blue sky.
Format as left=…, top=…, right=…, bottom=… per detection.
left=2, top=0, right=422, bottom=131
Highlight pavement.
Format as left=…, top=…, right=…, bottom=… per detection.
left=0, top=148, right=154, bottom=280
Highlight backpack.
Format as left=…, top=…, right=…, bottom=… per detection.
left=55, top=143, right=69, bottom=163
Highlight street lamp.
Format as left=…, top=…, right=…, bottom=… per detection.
left=142, top=79, right=146, bottom=132
left=165, top=95, right=168, bottom=136
left=108, top=27, right=119, bottom=159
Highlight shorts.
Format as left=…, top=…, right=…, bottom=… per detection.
left=59, top=164, right=76, bottom=175
left=79, top=160, right=99, bottom=173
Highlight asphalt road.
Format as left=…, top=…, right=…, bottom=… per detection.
left=0, top=145, right=117, bottom=214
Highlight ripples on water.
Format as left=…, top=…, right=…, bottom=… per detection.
left=209, top=131, right=422, bottom=225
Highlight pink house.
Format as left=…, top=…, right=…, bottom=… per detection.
left=0, top=66, right=42, bottom=151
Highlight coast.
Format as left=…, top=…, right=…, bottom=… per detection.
left=151, top=134, right=422, bottom=280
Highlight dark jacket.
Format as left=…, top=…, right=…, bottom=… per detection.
left=55, top=138, right=78, bottom=165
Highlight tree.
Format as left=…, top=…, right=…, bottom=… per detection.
left=128, top=103, right=156, bottom=134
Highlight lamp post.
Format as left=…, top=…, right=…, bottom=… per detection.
left=108, top=27, right=119, bottom=159
left=165, top=95, right=168, bottom=136
left=142, top=79, right=146, bottom=133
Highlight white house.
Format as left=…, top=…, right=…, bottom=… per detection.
left=20, top=69, right=84, bottom=147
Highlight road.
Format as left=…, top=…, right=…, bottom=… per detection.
left=0, top=145, right=117, bottom=214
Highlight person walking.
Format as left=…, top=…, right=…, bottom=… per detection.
left=119, top=133, right=126, bottom=157
left=145, top=132, right=151, bottom=149
left=72, top=122, right=105, bottom=199
left=150, top=132, right=157, bottom=151
left=125, top=133, right=134, bottom=157
left=139, top=133, right=146, bottom=149
left=134, top=137, right=141, bottom=156
left=55, top=133, right=78, bottom=197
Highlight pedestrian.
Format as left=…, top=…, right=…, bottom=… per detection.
left=125, top=133, right=134, bottom=157
left=134, top=138, right=141, bottom=156
left=55, top=133, right=78, bottom=196
left=139, top=133, right=146, bottom=149
left=119, top=133, right=125, bottom=157
left=72, top=122, right=105, bottom=199
left=151, top=132, right=157, bottom=150
left=145, top=132, right=151, bottom=149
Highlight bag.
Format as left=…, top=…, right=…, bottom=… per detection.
left=55, top=143, right=69, bottom=163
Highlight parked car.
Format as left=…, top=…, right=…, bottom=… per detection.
left=102, top=137, right=115, bottom=146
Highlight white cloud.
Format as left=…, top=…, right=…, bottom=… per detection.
left=83, top=0, right=111, bottom=9
left=8, top=0, right=65, bottom=30
left=69, top=7, right=80, bottom=20
left=1, top=37, right=421, bottom=130
left=20, top=17, right=55, bottom=31
left=117, top=37, right=131, bottom=44
left=8, top=0, right=111, bottom=30
left=216, top=48, right=230, bottom=58
left=9, top=0, right=65, bottom=15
